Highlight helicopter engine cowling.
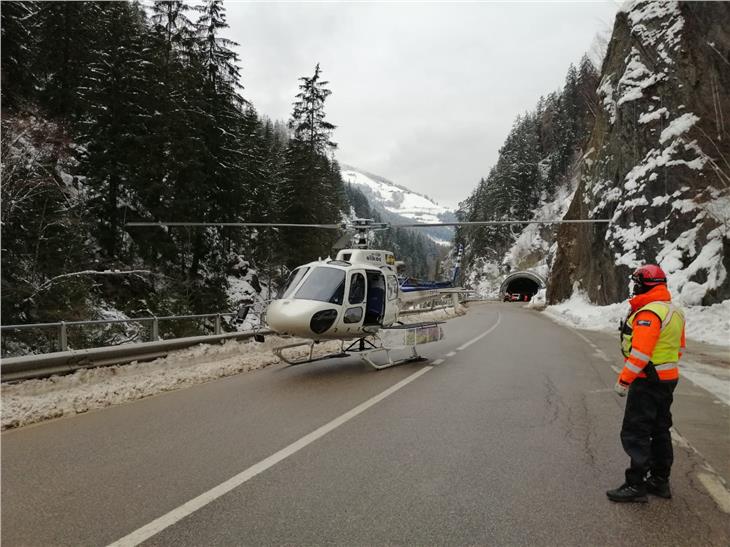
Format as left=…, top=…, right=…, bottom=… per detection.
left=267, top=299, right=341, bottom=339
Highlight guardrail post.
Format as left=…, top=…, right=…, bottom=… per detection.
left=452, top=293, right=459, bottom=308
left=59, top=322, right=68, bottom=351
left=151, top=317, right=159, bottom=341
left=215, top=314, right=222, bottom=335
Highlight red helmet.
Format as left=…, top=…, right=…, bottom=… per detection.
left=631, top=264, right=667, bottom=294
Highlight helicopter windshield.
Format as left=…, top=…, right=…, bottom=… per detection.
left=280, top=267, right=310, bottom=299
left=295, top=267, right=346, bottom=305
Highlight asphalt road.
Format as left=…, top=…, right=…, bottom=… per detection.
left=3, top=302, right=729, bottom=546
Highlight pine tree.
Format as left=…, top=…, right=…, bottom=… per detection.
left=1, top=1, right=39, bottom=109
left=34, top=1, right=103, bottom=120
left=284, top=63, right=342, bottom=266
left=77, top=1, right=151, bottom=260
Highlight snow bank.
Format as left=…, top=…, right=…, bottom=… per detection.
left=544, top=291, right=729, bottom=405
left=1, top=308, right=463, bottom=430
left=544, top=290, right=730, bottom=347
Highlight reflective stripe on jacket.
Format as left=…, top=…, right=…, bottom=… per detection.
left=618, top=285, right=685, bottom=385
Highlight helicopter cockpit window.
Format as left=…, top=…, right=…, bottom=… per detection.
left=280, top=267, right=309, bottom=299
left=349, top=273, right=365, bottom=304
left=295, top=267, right=346, bottom=305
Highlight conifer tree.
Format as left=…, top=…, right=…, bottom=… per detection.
left=1, top=1, right=39, bottom=109
left=284, top=63, right=343, bottom=266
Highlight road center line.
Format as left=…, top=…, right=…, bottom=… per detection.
left=456, top=312, right=502, bottom=351
left=445, top=351, right=456, bottom=357
left=431, top=359, right=445, bottom=365
left=107, top=366, right=433, bottom=547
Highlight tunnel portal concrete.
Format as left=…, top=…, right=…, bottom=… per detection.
left=499, top=271, right=547, bottom=299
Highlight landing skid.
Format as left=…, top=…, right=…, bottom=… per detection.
left=273, top=336, right=427, bottom=370
left=273, top=341, right=348, bottom=366
left=343, top=337, right=427, bottom=370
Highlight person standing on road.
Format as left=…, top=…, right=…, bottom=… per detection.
left=607, top=264, right=686, bottom=503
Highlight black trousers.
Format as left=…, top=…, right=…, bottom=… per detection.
left=620, top=377, right=678, bottom=485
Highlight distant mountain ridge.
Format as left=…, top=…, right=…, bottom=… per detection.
left=340, top=164, right=456, bottom=244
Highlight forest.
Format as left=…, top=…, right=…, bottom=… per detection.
left=1, top=0, right=438, bottom=345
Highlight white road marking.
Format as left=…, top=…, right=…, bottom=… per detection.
left=456, top=312, right=502, bottom=351
left=431, top=359, right=445, bottom=365
left=552, top=313, right=730, bottom=514
left=107, top=366, right=434, bottom=547
left=697, top=473, right=730, bottom=514
left=593, top=349, right=611, bottom=362
left=570, top=328, right=597, bottom=348
left=671, top=428, right=730, bottom=513
left=445, top=351, right=456, bottom=357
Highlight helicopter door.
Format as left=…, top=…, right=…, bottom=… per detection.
left=342, top=270, right=366, bottom=331
left=382, top=274, right=399, bottom=325
left=364, top=271, right=386, bottom=326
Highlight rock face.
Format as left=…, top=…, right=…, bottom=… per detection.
left=549, top=0, right=730, bottom=305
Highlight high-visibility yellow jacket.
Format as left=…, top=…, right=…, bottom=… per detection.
left=619, top=285, right=685, bottom=385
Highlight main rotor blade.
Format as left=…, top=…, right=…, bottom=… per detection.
left=125, top=222, right=342, bottom=229
left=391, top=219, right=611, bottom=228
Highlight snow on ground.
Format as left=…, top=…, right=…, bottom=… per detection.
left=543, top=290, right=730, bottom=406
left=1, top=307, right=463, bottom=430
left=544, top=290, right=730, bottom=347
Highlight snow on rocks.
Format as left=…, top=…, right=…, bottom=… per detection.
left=659, top=112, right=700, bottom=143
left=617, top=48, right=665, bottom=106
left=622, top=0, right=684, bottom=65
left=638, top=107, right=668, bottom=124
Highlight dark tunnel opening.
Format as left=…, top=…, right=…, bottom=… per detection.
left=504, top=277, right=540, bottom=301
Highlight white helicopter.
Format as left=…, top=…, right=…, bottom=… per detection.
left=127, top=217, right=608, bottom=369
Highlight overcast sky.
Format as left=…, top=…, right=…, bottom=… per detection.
left=224, top=1, right=619, bottom=209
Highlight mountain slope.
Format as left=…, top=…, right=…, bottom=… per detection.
left=549, top=0, right=730, bottom=305
left=341, top=165, right=456, bottom=245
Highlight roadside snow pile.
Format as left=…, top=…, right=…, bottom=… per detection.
left=544, top=290, right=627, bottom=332
left=1, top=306, right=464, bottom=430
left=527, top=289, right=547, bottom=310
left=544, top=290, right=730, bottom=347
left=1, top=335, right=338, bottom=430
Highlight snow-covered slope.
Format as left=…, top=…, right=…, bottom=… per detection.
left=341, top=165, right=456, bottom=243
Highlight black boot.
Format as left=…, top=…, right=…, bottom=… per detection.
left=646, top=476, right=671, bottom=498
left=606, top=482, right=648, bottom=503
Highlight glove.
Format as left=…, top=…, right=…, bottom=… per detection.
left=614, top=380, right=629, bottom=397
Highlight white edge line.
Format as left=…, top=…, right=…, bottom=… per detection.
left=697, top=473, right=730, bottom=514
left=456, top=312, right=502, bottom=351
left=107, top=366, right=433, bottom=547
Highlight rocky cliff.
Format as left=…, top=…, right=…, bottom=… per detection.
left=548, top=0, right=730, bottom=305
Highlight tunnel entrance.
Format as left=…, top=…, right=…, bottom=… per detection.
left=499, top=271, right=546, bottom=302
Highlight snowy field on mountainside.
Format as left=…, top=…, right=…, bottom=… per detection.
left=1, top=307, right=462, bottom=430
left=341, top=168, right=452, bottom=225
left=543, top=291, right=730, bottom=406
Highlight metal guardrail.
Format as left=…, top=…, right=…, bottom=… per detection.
left=1, top=312, right=245, bottom=354
left=0, top=329, right=273, bottom=383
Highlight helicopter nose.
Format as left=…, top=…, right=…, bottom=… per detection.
left=267, top=299, right=339, bottom=338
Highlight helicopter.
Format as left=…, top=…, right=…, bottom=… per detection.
left=126, top=217, right=609, bottom=369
